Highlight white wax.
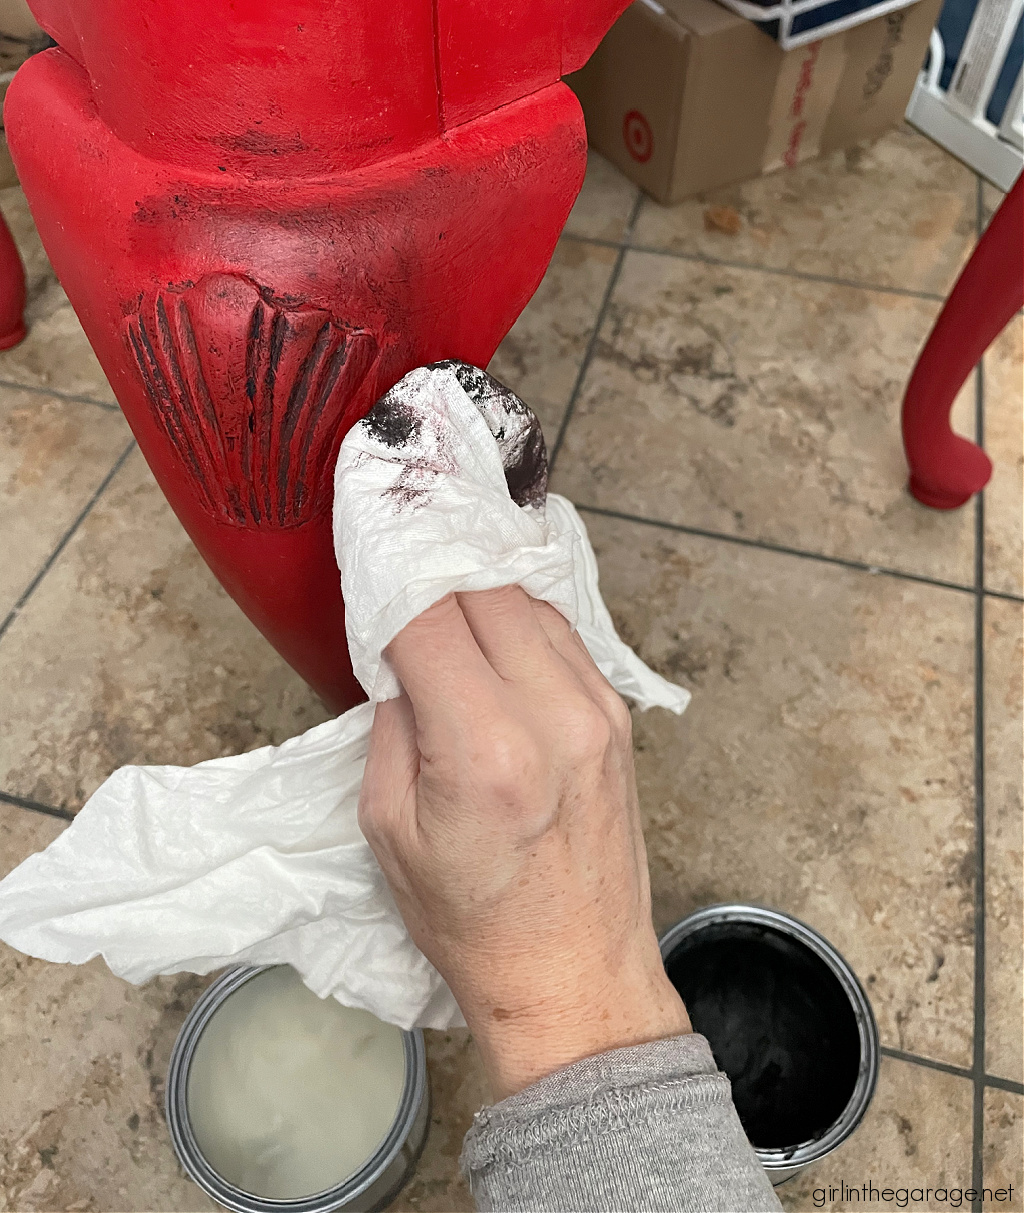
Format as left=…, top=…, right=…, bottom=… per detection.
left=187, top=967, right=407, bottom=1200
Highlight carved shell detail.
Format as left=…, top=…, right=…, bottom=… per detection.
left=124, top=274, right=378, bottom=528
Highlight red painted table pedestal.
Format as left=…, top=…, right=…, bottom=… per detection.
left=0, top=211, right=26, bottom=350
left=902, top=175, right=1024, bottom=511
left=8, top=0, right=628, bottom=710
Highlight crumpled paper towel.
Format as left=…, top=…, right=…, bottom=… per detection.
left=0, top=361, right=689, bottom=1031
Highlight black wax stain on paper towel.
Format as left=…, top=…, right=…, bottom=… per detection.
left=361, top=360, right=547, bottom=510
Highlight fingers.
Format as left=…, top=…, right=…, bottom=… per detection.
left=385, top=594, right=502, bottom=733
left=455, top=586, right=564, bottom=685
left=455, top=587, right=620, bottom=730
left=528, top=598, right=633, bottom=740
left=527, top=596, right=581, bottom=659
left=384, top=587, right=630, bottom=752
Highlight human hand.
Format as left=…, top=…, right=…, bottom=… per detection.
left=358, top=586, right=690, bottom=1100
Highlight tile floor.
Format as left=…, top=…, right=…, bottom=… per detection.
left=0, top=125, right=1021, bottom=1213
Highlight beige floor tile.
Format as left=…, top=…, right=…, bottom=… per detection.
left=585, top=513, right=976, bottom=1067
left=983, top=1089, right=1023, bottom=1211
left=389, top=1030, right=485, bottom=1212
left=562, top=150, right=639, bottom=243
left=631, top=126, right=977, bottom=297
left=985, top=598, right=1024, bottom=1084
left=0, top=387, right=131, bottom=620
left=984, top=317, right=1023, bottom=598
left=0, top=187, right=115, bottom=404
left=779, top=1057, right=973, bottom=1212
left=488, top=238, right=618, bottom=440
left=554, top=250, right=977, bottom=586
left=0, top=448, right=330, bottom=812
left=0, top=801, right=217, bottom=1213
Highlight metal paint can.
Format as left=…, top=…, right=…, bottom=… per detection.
left=659, top=904, right=879, bottom=1185
left=165, top=966, right=429, bottom=1213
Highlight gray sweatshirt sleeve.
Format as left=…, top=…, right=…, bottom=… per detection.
left=460, top=1034, right=782, bottom=1213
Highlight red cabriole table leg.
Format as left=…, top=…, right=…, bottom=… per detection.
left=902, top=175, right=1024, bottom=511
left=7, top=0, right=628, bottom=712
left=0, top=210, right=26, bottom=350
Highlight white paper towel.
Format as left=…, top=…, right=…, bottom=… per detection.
left=0, top=361, right=689, bottom=1030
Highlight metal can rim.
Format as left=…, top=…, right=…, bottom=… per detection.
left=165, top=965, right=428, bottom=1213
left=658, top=903, right=880, bottom=1173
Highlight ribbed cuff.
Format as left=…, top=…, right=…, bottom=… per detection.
left=460, top=1034, right=781, bottom=1213
left=462, top=1034, right=727, bottom=1173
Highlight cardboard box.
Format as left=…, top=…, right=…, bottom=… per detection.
left=566, top=0, right=942, bottom=204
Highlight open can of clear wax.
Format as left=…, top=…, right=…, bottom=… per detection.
left=166, top=966, right=429, bottom=1213
left=660, top=905, right=879, bottom=1185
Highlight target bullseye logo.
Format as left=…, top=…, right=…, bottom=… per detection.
left=622, top=110, right=653, bottom=163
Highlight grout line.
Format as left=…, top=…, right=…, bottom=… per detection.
left=0, top=790, right=74, bottom=822
left=571, top=502, right=984, bottom=597
left=880, top=1045, right=972, bottom=1081
left=0, top=377, right=120, bottom=412
left=971, top=168, right=988, bottom=1211
left=626, top=241, right=949, bottom=305
left=558, top=230, right=948, bottom=303
left=985, top=588, right=1024, bottom=604
left=971, top=390, right=987, bottom=1210
left=983, top=1073, right=1024, bottom=1096
left=549, top=194, right=645, bottom=471
left=559, top=233, right=622, bottom=251
left=0, top=439, right=135, bottom=644
left=880, top=1046, right=1024, bottom=1096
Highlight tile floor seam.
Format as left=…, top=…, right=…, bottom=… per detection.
left=572, top=502, right=983, bottom=597
left=971, top=502, right=987, bottom=1211
left=0, top=377, right=120, bottom=413
left=877, top=1046, right=1024, bottom=1097
left=0, top=438, right=136, bottom=644
left=880, top=1045, right=973, bottom=1081
left=0, top=790, right=75, bottom=822
left=983, top=1074, right=1024, bottom=1096
left=970, top=168, right=987, bottom=1210
left=558, top=230, right=949, bottom=303
left=549, top=194, right=645, bottom=470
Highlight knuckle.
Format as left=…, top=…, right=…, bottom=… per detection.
left=563, top=698, right=613, bottom=762
left=603, top=688, right=633, bottom=741
left=485, top=728, right=540, bottom=793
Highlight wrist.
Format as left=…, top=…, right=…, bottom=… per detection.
left=464, top=965, right=691, bottom=1101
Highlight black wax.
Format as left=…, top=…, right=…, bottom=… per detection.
left=664, top=922, right=862, bottom=1150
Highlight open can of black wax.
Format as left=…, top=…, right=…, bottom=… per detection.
left=659, top=905, right=879, bottom=1185
left=166, top=966, right=429, bottom=1213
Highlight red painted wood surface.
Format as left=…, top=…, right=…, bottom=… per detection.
left=0, top=210, right=26, bottom=351
left=902, top=175, right=1024, bottom=510
left=7, top=0, right=628, bottom=710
